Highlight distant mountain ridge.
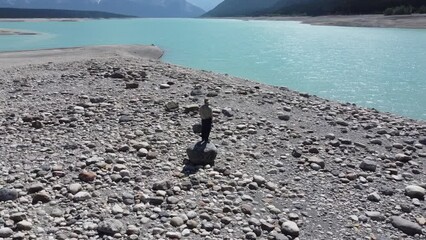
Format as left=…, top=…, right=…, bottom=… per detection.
left=0, top=0, right=205, bottom=18
left=0, top=7, right=131, bottom=18
left=204, top=0, right=426, bottom=17
left=186, top=0, right=223, bottom=11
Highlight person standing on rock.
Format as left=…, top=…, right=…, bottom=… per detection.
left=200, top=99, right=213, bottom=143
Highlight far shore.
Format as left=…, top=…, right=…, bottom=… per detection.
left=0, top=18, right=89, bottom=22
left=224, top=14, right=426, bottom=29
left=0, top=17, right=137, bottom=23
left=1, top=14, right=426, bottom=29
left=0, top=28, right=38, bottom=35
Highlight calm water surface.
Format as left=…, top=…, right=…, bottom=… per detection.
left=0, top=18, right=425, bottom=120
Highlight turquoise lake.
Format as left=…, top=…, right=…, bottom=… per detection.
left=0, top=18, right=425, bottom=120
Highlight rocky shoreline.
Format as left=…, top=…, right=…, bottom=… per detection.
left=0, top=46, right=425, bottom=239
left=229, top=14, right=426, bottom=29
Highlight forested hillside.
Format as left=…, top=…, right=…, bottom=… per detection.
left=203, top=0, right=279, bottom=17
left=205, top=0, right=426, bottom=17
left=0, top=0, right=205, bottom=18
left=272, top=0, right=426, bottom=16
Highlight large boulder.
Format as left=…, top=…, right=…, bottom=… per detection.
left=97, top=219, right=124, bottom=236
left=359, top=160, right=377, bottom=172
left=186, top=141, right=218, bottom=166
left=391, top=216, right=422, bottom=236
left=394, top=153, right=411, bottom=163
left=165, top=101, right=179, bottom=112
left=184, top=104, right=199, bottom=114
left=405, top=185, right=425, bottom=200
left=0, top=189, right=18, bottom=202
left=308, top=156, right=325, bottom=169
left=0, top=228, right=13, bottom=238
left=190, top=86, right=203, bottom=96
left=281, top=221, right=300, bottom=237
left=222, top=108, right=234, bottom=117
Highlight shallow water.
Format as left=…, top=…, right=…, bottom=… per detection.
left=0, top=18, right=425, bottom=120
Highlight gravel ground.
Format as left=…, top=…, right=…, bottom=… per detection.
left=0, top=47, right=425, bottom=240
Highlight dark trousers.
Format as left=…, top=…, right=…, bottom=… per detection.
left=201, top=118, right=212, bottom=142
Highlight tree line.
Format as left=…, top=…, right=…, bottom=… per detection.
left=204, top=0, right=426, bottom=17
left=268, top=0, right=426, bottom=16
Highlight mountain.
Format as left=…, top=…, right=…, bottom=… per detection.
left=204, top=0, right=426, bottom=17
left=203, top=0, right=279, bottom=17
left=0, top=0, right=205, bottom=18
left=186, top=0, right=223, bottom=11
left=0, top=7, right=131, bottom=18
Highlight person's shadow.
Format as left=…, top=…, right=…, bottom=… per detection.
left=181, top=162, right=201, bottom=176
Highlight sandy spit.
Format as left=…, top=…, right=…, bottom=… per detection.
left=0, top=44, right=164, bottom=68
